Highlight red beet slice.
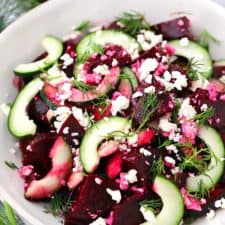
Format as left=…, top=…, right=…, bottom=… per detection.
left=153, top=16, right=193, bottom=40
left=106, top=153, right=123, bottom=179
left=65, top=175, right=118, bottom=225
left=111, top=194, right=145, bottom=225
left=213, top=60, right=225, bottom=78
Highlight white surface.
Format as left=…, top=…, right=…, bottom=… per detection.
left=1, top=0, right=225, bottom=224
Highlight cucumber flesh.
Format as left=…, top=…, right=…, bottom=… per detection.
left=186, top=126, right=225, bottom=192
left=141, top=176, right=184, bottom=225
left=80, top=117, right=131, bottom=173
left=14, top=35, right=63, bottom=76
left=8, top=78, right=44, bottom=137
left=76, top=30, right=140, bottom=61
left=122, top=67, right=138, bottom=90
left=169, top=40, right=212, bottom=79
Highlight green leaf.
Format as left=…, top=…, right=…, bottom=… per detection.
left=197, top=29, right=220, bottom=49
left=0, top=201, right=18, bottom=225
left=4, top=161, right=18, bottom=170
left=194, top=106, right=215, bottom=125
left=139, top=199, right=162, bottom=214
left=73, top=20, right=91, bottom=32
left=150, top=157, right=164, bottom=177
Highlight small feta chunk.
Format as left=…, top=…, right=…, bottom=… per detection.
left=125, top=169, right=138, bottom=184
left=112, top=58, right=118, bottom=67
left=178, top=98, right=197, bottom=120
left=140, top=147, right=152, bottom=156
left=164, top=156, right=176, bottom=166
left=159, top=115, right=178, bottom=133
left=180, top=37, right=189, bottom=47
left=111, top=96, right=130, bottom=116
left=89, top=217, right=106, bottom=225
left=106, top=188, right=122, bottom=203
left=72, top=106, right=90, bottom=128
left=144, top=86, right=156, bottom=94
left=127, top=133, right=138, bottom=146
left=132, top=91, right=143, bottom=99
left=139, top=58, right=158, bottom=81
left=200, top=104, right=208, bottom=112
left=171, top=71, right=188, bottom=91
left=140, top=206, right=156, bottom=223
left=93, top=64, right=110, bottom=75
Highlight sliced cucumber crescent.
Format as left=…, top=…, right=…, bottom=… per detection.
left=76, top=30, right=141, bottom=61
left=186, top=126, right=225, bottom=192
left=121, top=67, right=138, bottom=90
left=14, top=35, right=63, bottom=76
left=169, top=40, right=212, bottom=79
left=8, top=78, right=44, bottom=137
left=80, top=117, right=131, bottom=173
left=141, top=176, right=184, bottom=225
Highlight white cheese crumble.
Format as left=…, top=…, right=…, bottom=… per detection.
left=53, top=106, right=71, bottom=132
left=111, top=96, right=130, bottom=116
left=200, top=104, right=208, bottom=112
left=127, top=133, right=138, bottom=146
left=158, top=115, right=178, bottom=133
left=172, top=71, right=188, bottom=91
left=132, top=91, right=143, bottom=99
left=140, top=147, right=152, bottom=156
left=125, top=169, right=138, bottom=184
left=206, top=209, right=216, bottom=220
left=140, top=206, right=156, bottom=223
left=144, top=86, right=156, bottom=94
left=93, top=64, right=110, bottom=75
left=180, top=37, right=189, bottom=47
left=166, top=144, right=178, bottom=154
left=164, top=156, right=176, bottom=166
left=112, top=58, right=118, bottom=67
left=191, top=77, right=209, bottom=91
left=178, top=98, right=197, bottom=120
left=60, top=53, right=74, bottom=68
left=89, top=217, right=106, bottom=225
left=139, top=58, right=158, bottom=82
left=106, top=188, right=122, bottom=203
left=219, top=75, right=225, bottom=84
left=72, top=106, right=90, bottom=129
left=214, top=198, right=225, bottom=209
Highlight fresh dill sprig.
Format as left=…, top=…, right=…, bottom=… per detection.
left=44, top=190, right=73, bottom=216
left=159, top=139, right=174, bottom=148
left=190, top=179, right=210, bottom=200
left=116, top=11, right=150, bottom=36
left=150, top=157, right=164, bottom=177
left=197, top=29, right=220, bottom=49
left=194, top=106, right=215, bottom=125
left=72, top=79, right=94, bottom=91
left=78, top=42, right=104, bottom=63
left=185, top=58, right=203, bottom=80
left=103, top=130, right=131, bottom=139
left=179, top=146, right=211, bottom=173
left=171, top=100, right=181, bottom=123
left=0, top=201, right=19, bottom=225
left=73, top=20, right=91, bottom=32
left=139, top=199, right=162, bottom=214
left=4, top=161, right=18, bottom=170
left=138, top=94, right=159, bottom=130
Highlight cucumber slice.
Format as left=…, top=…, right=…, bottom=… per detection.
left=76, top=30, right=141, bottom=61
left=141, top=176, right=184, bottom=225
left=8, top=78, right=44, bottom=137
left=14, top=35, right=63, bottom=76
left=186, top=126, right=225, bottom=192
left=80, top=117, right=131, bottom=173
left=169, top=40, right=212, bottom=79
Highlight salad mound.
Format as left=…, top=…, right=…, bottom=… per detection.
left=3, top=11, right=225, bottom=225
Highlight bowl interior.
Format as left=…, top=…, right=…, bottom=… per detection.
left=1, top=0, right=225, bottom=224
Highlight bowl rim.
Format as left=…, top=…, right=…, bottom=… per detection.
left=1, top=0, right=225, bottom=224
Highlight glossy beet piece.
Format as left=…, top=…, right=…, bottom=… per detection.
left=153, top=16, right=193, bottom=40
left=65, top=175, right=118, bottom=225
left=20, top=132, right=57, bottom=179
left=28, top=96, right=51, bottom=130
left=84, top=45, right=132, bottom=73
left=213, top=61, right=225, bottom=78
left=106, top=153, right=123, bottom=179
left=59, top=114, right=85, bottom=148
left=111, top=194, right=145, bottom=225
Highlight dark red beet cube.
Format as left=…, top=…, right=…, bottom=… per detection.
left=65, top=175, right=118, bottom=225
left=111, top=194, right=145, bottom=225
left=153, top=16, right=193, bottom=40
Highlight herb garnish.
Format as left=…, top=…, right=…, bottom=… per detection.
left=73, top=20, right=91, bottom=32
left=138, top=94, right=159, bottom=130
left=44, top=189, right=73, bottom=216
left=185, top=58, right=203, bottom=80
left=72, top=79, right=94, bottom=91
left=197, top=29, right=220, bottom=49
left=4, top=161, right=18, bottom=170
left=0, top=201, right=19, bottom=225
left=139, top=199, right=162, bottom=214
left=116, top=11, right=150, bottom=36
left=194, top=106, right=215, bottom=125
left=150, top=157, right=164, bottom=177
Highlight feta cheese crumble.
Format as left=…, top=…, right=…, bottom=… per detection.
left=106, top=188, right=122, bottom=203
left=89, top=217, right=106, bottom=225
left=125, top=169, right=138, bottom=184
left=111, top=95, right=130, bottom=116
left=72, top=106, right=90, bottom=129
left=178, top=98, right=197, bottom=120
left=139, top=58, right=158, bottom=82
left=132, top=91, right=143, bottom=99
left=180, top=37, right=189, bottom=47
left=206, top=209, right=216, bottom=220
left=140, top=147, right=152, bottom=156
left=93, top=64, right=110, bottom=75
left=159, top=115, right=178, bottom=133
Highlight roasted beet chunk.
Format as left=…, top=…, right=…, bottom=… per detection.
left=20, top=132, right=57, bottom=178
left=153, top=17, right=193, bottom=40
left=59, top=114, right=85, bottom=148
left=111, top=194, right=145, bottom=225
left=65, top=175, right=118, bottom=225
left=28, top=96, right=51, bottom=131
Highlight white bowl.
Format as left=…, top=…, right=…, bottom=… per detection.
left=1, top=0, right=225, bottom=224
